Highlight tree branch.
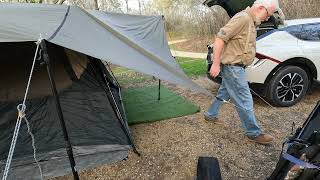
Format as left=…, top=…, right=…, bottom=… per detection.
left=54, top=0, right=65, bottom=4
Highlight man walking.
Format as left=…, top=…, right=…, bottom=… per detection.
left=204, top=0, right=279, bottom=144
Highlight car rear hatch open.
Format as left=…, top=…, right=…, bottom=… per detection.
left=203, top=0, right=285, bottom=36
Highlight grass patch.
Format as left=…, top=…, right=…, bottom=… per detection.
left=169, top=43, right=177, bottom=50
left=111, top=66, right=152, bottom=85
left=175, top=57, right=207, bottom=77
left=110, top=56, right=207, bottom=87
left=167, top=31, right=184, bottom=41
left=117, top=74, right=151, bottom=85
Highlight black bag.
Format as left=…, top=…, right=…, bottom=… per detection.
left=197, top=156, right=222, bottom=180
left=206, top=44, right=213, bottom=72
left=268, top=101, right=320, bottom=180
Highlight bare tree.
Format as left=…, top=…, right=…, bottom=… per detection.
left=109, top=0, right=123, bottom=12
left=56, top=0, right=65, bottom=4
left=50, top=0, right=66, bottom=4
left=38, top=0, right=66, bottom=4
left=124, top=0, right=128, bottom=13
left=93, top=0, right=99, bottom=10
left=137, top=0, right=141, bottom=15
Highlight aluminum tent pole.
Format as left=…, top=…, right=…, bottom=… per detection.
left=39, top=40, right=80, bottom=180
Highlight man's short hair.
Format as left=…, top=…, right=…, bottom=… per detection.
left=254, top=0, right=279, bottom=9
left=254, top=0, right=285, bottom=22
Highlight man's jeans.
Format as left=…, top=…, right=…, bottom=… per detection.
left=205, top=65, right=262, bottom=138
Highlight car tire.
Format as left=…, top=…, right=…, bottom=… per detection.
left=266, top=66, right=309, bottom=107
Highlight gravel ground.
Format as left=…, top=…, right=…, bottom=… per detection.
left=52, top=77, right=320, bottom=180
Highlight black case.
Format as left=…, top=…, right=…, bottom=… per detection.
left=268, top=101, right=320, bottom=180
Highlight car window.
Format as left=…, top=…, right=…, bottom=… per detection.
left=300, top=23, right=320, bottom=41
left=285, top=24, right=303, bottom=39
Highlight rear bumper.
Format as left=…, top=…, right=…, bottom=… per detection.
left=245, top=59, right=279, bottom=84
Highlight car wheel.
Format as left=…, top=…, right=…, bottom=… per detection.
left=266, top=66, right=309, bottom=107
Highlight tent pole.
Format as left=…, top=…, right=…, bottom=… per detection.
left=158, top=79, right=161, bottom=101
left=39, top=40, right=80, bottom=180
left=92, top=61, right=140, bottom=156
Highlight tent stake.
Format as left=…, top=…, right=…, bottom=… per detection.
left=158, top=79, right=161, bottom=101
left=39, top=40, right=80, bottom=180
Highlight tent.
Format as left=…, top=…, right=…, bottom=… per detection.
left=1, top=41, right=135, bottom=179
left=0, top=3, right=211, bottom=180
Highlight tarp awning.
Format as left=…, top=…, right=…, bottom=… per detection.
left=0, top=3, right=212, bottom=96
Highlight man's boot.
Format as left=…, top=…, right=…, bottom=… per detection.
left=204, top=114, right=224, bottom=125
left=248, top=133, right=274, bottom=145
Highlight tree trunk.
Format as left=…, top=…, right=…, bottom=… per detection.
left=55, top=0, right=66, bottom=4
left=137, top=0, right=141, bottom=15
left=93, top=0, right=99, bottom=10
left=124, top=0, right=128, bottom=13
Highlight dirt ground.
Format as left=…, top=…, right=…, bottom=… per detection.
left=172, top=37, right=214, bottom=53
left=53, top=76, right=320, bottom=180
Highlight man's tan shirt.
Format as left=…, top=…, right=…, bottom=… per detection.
left=217, top=8, right=257, bottom=66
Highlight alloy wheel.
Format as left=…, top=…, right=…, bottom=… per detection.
left=276, top=72, right=304, bottom=103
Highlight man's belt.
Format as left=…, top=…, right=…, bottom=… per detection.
left=222, top=63, right=246, bottom=68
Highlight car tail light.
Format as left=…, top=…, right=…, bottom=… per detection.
left=256, top=52, right=281, bottom=64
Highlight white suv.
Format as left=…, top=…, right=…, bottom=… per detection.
left=247, top=19, right=320, bottom=107
left=204, top=0, right=320, bottom=107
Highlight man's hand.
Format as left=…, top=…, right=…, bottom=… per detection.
left=210, top=64, right=220, bottom=78
left=210, top=38, right=224, bottom=78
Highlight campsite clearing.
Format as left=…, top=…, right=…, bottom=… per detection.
left=52, top=74, right=320, bottom=180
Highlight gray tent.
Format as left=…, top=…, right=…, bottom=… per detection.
left=0, top=3, right=210, bottom=95
left=0, top=3, right=211, bottom=180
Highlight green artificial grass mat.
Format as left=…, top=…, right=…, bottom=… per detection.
left=122, top=85, right=200, bottom=125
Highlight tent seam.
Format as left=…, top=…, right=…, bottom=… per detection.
left=48, top=6, right=70, bottom=41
